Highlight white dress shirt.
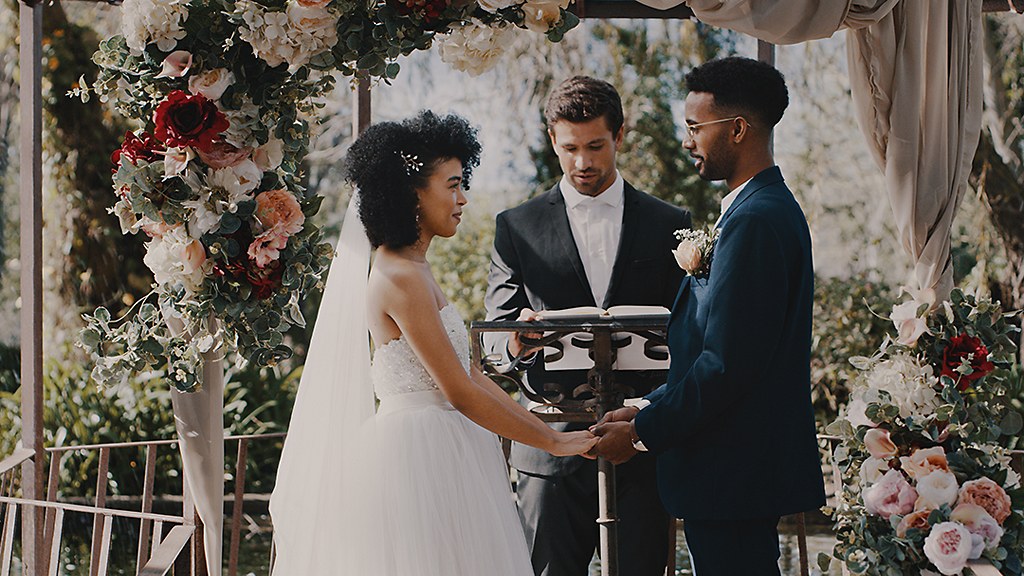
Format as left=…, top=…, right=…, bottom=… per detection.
left=559, top=172, right=625, bottom=306
left=714, top=177, right=752, bottom=228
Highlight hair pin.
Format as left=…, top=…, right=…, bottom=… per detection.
left=398, top=151, right=423, bottom=176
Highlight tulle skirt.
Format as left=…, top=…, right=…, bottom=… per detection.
left=375, top=390, right=534, bottom=576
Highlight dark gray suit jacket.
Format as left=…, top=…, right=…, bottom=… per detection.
left=484, top=182, right=691, bottom=476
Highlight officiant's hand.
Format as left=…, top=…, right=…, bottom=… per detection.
left=587, top=421, right=639, bottom=465
left=508, top=309, right=543, bottom=359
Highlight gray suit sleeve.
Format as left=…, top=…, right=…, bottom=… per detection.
left=482, top=212, right=532, bottom=368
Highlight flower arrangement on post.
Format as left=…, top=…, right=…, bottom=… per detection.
left=824, top=287, right=1023, bottom=576
left=77, top=0, right=578, bottom=392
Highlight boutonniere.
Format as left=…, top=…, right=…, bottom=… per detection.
left=672, top=227, right=719, bottom=279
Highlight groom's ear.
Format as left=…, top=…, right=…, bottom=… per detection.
left=547, top=128, right=557, bottom=147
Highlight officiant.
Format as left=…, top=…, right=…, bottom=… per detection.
left=483, top=76, right=691, bottom=576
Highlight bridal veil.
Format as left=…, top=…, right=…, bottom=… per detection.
left=269, top=196, right=385, bottom=574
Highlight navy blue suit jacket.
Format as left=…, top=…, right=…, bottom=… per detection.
left=633, top=167, right=825, bottom=520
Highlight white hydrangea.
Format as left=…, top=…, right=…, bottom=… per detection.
left=438, top=20, right=517, bottom=77
left=236, top=1, right=339, bottom=70
left=121, top=0, right=189, bottom=55
left=143, top=225, right=210, bottom=295
left=857, top=351, right=941, bottom=420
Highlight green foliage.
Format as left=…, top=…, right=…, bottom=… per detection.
left=0, top=343, right=297, bottom=498
left=810, top=274, right=896, bottom=427
left=427, top=204, right=495, bottom=324
left=826, top=288, right=1023, bottom=575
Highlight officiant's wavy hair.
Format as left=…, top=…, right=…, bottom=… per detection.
left=685, top=56, right=789, bottom=130
left=544, top=76, right=624, bottom=135
left=346, top=111, right=481, bottom=249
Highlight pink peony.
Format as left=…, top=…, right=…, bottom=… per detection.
left=863, top=469, right=917, bottom=519
left=958, top=477, right=1012, bottom=524
left=254, top=189, right=305, bottom=236
left=923, top=522, right=973, bottom=575
left=864, top=428, right=898, bottom=459
left=247, top=230, right=289, bottom=268
left=951, top=503, right=1003, bottom=557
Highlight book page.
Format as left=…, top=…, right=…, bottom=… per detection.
left=605, top=305, right=670, bottom=318
left=537, top=306, right=608, bottom=319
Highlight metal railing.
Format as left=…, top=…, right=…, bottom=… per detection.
left=0, top=433, right=284, bottom=576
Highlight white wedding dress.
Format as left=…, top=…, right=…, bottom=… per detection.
left=270, top=198, right=532, bottom=576
left=370, top=304, right=534, bottom=575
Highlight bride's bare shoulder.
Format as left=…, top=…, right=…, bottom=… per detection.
left=367, top=251, right=432, bottom=307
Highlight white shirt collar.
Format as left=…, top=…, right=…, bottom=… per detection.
left=560, top=171, right=625, bottom=209
left=720, top=177, right=752, bottom=216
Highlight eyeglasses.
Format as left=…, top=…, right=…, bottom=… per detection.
left=684, top=116, right=744, bottom=139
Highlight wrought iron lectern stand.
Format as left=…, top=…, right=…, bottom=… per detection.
left=470, top=315, right=671, bottom=576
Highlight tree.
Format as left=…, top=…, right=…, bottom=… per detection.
left=973, top=13, right=1024, bottom=329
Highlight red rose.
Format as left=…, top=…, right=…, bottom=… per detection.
left=940, top=334, right=996, bottom=390
left=112, top=131, right=165, bottom=166
left=391, top=0, right=449, bottom=19
left=152, top=90, right=230, bottom=152
left=214, top=230, right=285, bottom=300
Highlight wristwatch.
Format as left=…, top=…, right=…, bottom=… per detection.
left=629, top=421, right=647, bottom=452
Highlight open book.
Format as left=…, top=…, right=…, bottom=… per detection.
left=537, top=305, right=670, bottom=320
left=535, top=306, right=671, bottom=371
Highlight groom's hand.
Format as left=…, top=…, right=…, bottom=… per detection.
left=591, top=406, right=639, bottom=428
left=589, top=421, right=639, bottom=465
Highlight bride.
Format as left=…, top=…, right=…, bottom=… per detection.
left=269, top=111, right=597, bottom=575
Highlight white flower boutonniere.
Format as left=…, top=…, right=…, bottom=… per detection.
left=672, top=227, right=719, bottom=279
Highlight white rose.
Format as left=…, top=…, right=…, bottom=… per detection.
left=143, top=225, right=209, bottom=295
left=844, top=397, right=876, bottom=429
left=916, top=470, right=959, bottom=511
left=189, top=68, right=235, bottom=101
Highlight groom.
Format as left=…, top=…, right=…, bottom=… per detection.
left=484, top=76, right=690, bottom=576
left=590, top=57, right=826, bottom=575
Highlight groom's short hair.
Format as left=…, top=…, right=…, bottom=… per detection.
left=544, top=76, right=624, bottom=135
left=685, top=56, right=789, bottom=130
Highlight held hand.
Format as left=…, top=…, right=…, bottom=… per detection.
left=591, top=406, right=639, bottom=430
left=588, top=421, right=639, bottom=465
left=548, top=430, right=599, bottom=457
left=508, top=308, right=543, bottom=359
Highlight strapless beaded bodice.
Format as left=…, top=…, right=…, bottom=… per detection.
left=372, top=305, right=470, bottom=398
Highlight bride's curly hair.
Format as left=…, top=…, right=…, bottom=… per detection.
left=345, top=111, right=481, bottom=249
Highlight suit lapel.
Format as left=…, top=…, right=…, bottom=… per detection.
left=602, top=184, right=640, bottom=308
left=547, top=188, right=594, bottom=304
left=716, top=166, right=784, bottom=229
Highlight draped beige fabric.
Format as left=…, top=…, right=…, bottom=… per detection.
left=630, top=0, right=984, bottom=300
left=847, top=1, right=983, bottom=300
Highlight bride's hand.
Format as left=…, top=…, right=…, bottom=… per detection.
left=547, top=430, right=599, bottom=457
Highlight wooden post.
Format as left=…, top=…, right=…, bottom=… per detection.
left=353, top=77, right=371, bottom=137
left=19, top=3, right=45, bottom=575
